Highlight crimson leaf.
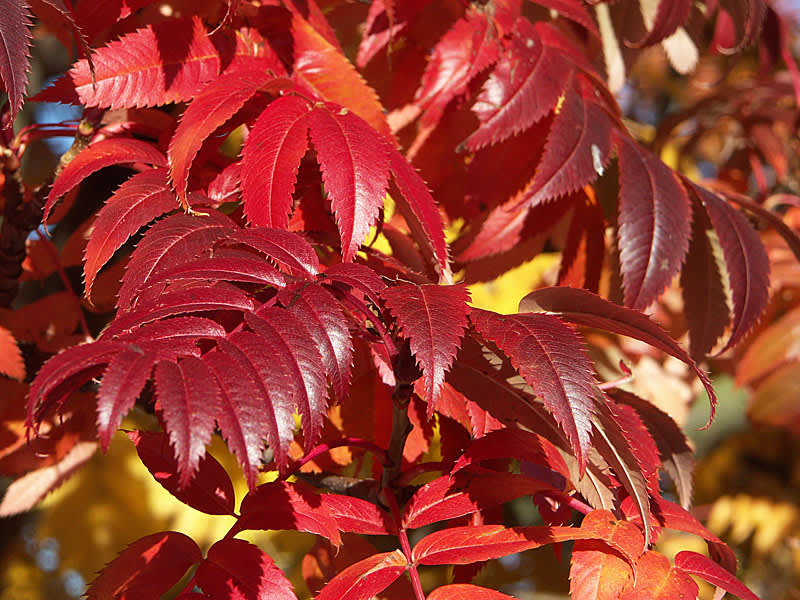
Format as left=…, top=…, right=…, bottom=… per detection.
left=382, top=282, right=470, bottom=410
left=314, top=550, right=407, bottom=600
left=0, top=0, right=33, bottom=123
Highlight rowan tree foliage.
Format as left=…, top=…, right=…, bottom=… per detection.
left=1, top=0, right=798, bottom=598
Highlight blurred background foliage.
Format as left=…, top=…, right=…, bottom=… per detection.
left=4, top=2, right=800, bottom=600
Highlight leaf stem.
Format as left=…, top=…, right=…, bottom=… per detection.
left=385, top=491, right=426, bottom=600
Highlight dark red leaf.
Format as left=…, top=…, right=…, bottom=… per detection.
left=237, top=480, right=341, bottom=546
left=46, top=139, right=167, bottom=224
left=467, top=20, right=573, bottom=150
left=152, top=359, right=222, bottom=488
left=323, top=262, right=386, bottom=305
left=195, top=538, right=297, bottom=600
left=471, top=309, right=599, bottom=470
left=73, top=0, right=156, bottom=42
left=230, top=227, right=320, bottom=277
left=0, top=0, right=33, bottom=123
left=309, top=105, right=391, bottom=261
left=414, top=9, right=500, bottom=129
left=716, top=0, right=766, bottom=52
left=674, top=551, right=759, bottom=600
left=530, top=0, right=599, bottom=36
left=291, top=12, right=391, bottom=137
left=558, top=191, right=605, bottom=292
left=169, top=67, right=283, bottom=209
left=314, top=550, right=407, bottom=600
left=240, top=95, right=312, bottom=228
left=382, top=282, right=470, bottom=409
left=616, top=134, right=691, bottom=310
left=519, top=287, right=718, bottom=421
left=126, top=430, right=235, bottom=515
left=692, top=183, right=769, bottom=353
left=117, top=211, right=234, bottom=310
left=627, top=0, right=692, bottom=47
left=85, top=531, right=202, bottom=600
left=83, top=168, right=178, bottom=298
left=150, top=255, right=285, bottom=288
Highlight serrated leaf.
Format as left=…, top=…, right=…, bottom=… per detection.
left=382, top=282, right=469, bottom=409
left=169, top=66, right=283, bottom=209
left=195, top=538, right=298, bottom=600
left=471, top=309, right=598, bottom=470
left=46, top=139, right=167, bottom=224
left=237, top=480, right=341, bottom=546
left=150, top=254, right=285, bottom=288
left=85, top=531, right=202, bottom=600
left=523, top=75, right=613, bottom=206
left=616, top=134, right=691, bottom=310
left=309, top=104, right=391, bottom=261
left=428, top=584, right=519, bottom=600
left=291, top=12, right=390, bottom=137
left=83, top=168, right=178, bottom=298
left=318, top=493, right=395, bottom=536
left=231, top=227, right=320, bottom=277
left=414, top=9, right=500, bottom=129
left=680, top=205, right=729, bottom=361
left=467, top=19, right=573, bottom=150
left=240, top=95, right=312, bottom=228
left=0, top=0, right=33, bottom=124
left=152, top=358, right=222, bottom=488
left=281, top=283, right=353, bottom=403
left=314, top=550, right=407, bottom=600
left=692, top=184, right=769, bottom=354
left=117, top=211, right=234, bottom=310
left=0, top=325, right=25, bottom=381
left=246, top=308, right=328, bottom=450
left=33, top=17, right=259, bottom=109
left=519, top=287, right=718, bottom=421
left=570, top=511, right=643, bottom=600
left=202, top=345, right=269, bottom=488
left=619, top=551, right=698, bottom=600
left=673, top=551, right=759, bottom=600
left=126, top=430, right=235, bottom=515
left=411, top=524, right=608, bottom=565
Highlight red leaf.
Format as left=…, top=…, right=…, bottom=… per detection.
left=33, top=17, right=258, bottom=109
left=558, top=190, right=605, bottom=292
left=0, top=440, right=97, bottom=517
left=319, top=493, right=395, bottom=536
left=471, top=309, right=598, bottom=470
left=240, top=95, right=312, bottom=228
left=467, top=20, right=573, bottom=150
left=117, top=211, right=234, bottom=310
left=387, top=145, right=450, bottom=276
left=83, top=168, right=179, bottom=298
left=314, top=550, right=407, bottom=600
left=202, top=345, right=271, bottom=488
left=0, top=0, right=33, bottom=123
left=0, top=325, right=25, bottom=381
left=323, top=262, right=387, bottom=305
left=716, top=0, right=766, bottom=52
left=237, top=480, right=341, bottom=546
left=523, top=75, right=613, bottom=206
left=291, top=12, right=391, bottom=138
left=428, top=584, right=519, bottom=600
left=692, top=184, right=769, bottom=353
left=169, top=66, right=283, bottom=209
left=280, top=283, right=353, bottom=403
left=616, top=134, right=691, bottom=310
left=414, top=9, right=500, bottom=129
left=674, top=551, right=760, bottom=600
left=73, top=0, right=156, bottom=42
left=531, top=0, right=599, bottom=36
left=680, top=205, right=730, bottom=361
left=453, top=428, right=568, bottom=478
left=382, top=282, right=470, bottom=409
left=231, top=227, right=320, bottom=277
left=411, top=524, right=606, bottom=565
left=246, top=308, right=329, bottom=450
left=152, top=359, right=222, bottom=488
left=46, top=139, right=167, bottom=224
left=309, top=105, right=391, bottom=261
left=85, top=531, right=202, bottom=600
left=619, top=551, right=698, bottom=600
left=126, top=430, right=235, bottom=515
left=570, top=511, right=643, bottom=600
left=195, top=538, right=298, bottom=600
left=519, top=287, right=718, bottom=421
left=150, top=254, right=285, bottom=288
